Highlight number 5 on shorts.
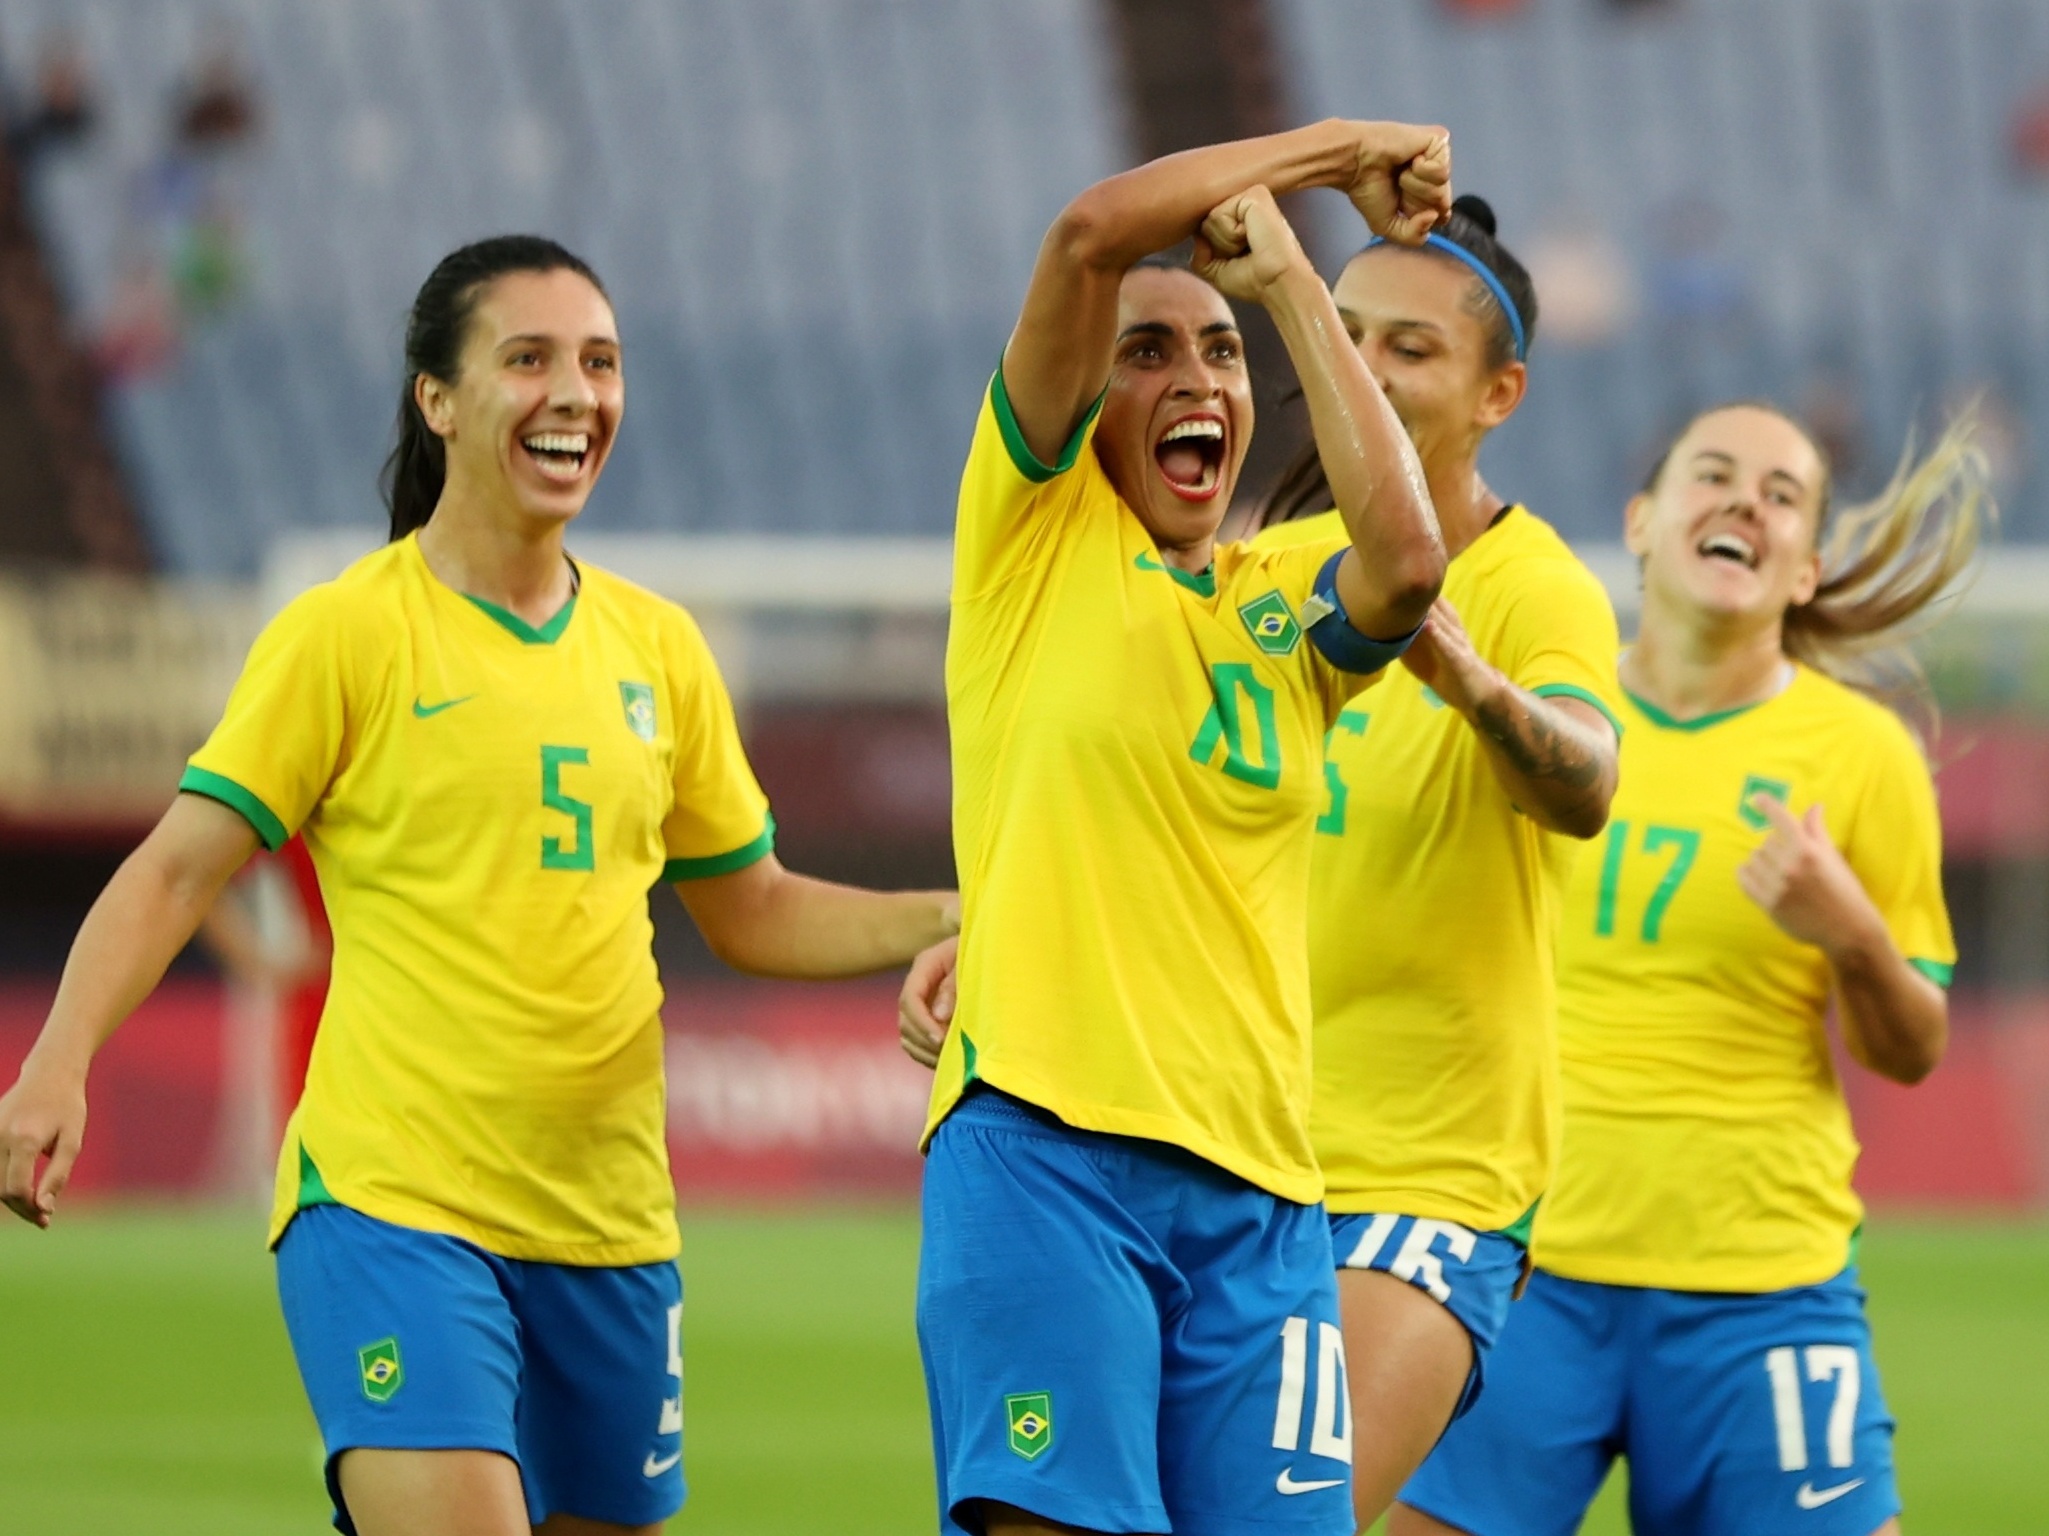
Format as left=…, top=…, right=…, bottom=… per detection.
left=1272, top=1317, right=1352, bottom=1463
left=1765, top=1344, right=1861, bottom=1470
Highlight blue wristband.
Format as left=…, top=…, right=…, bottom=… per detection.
left=1302, top=549, right=1422, bottom=674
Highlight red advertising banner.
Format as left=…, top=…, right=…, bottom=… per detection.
left=3, top=977, right=2045, bottom=1213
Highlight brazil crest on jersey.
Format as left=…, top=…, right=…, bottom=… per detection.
left=1536, top=666, right=1954, bottom=1292
left=183, top=536, right=773, bottom=1265
left=923, top=372, right=1377, bottom=1203
left=1254, top=507, right=1622, bottom=1232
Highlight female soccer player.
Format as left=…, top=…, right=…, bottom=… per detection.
left=1395, top=403, right=1988, bottom=1536
left=0, top=235, right=958, bottom=1536
left=917, top=122, right=1450, bottom=1536
left=1251, top=194, right=1624, bottom=1525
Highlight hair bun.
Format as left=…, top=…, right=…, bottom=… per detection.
left=1451, top=194, right=1498, bottom=238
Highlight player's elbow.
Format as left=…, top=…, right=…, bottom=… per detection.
left=1856, top=1014, right=1947, bottom=1086
left=1370, top=548, right=1445, bottom=636
left=1048, top=191, right=1125, bottom=274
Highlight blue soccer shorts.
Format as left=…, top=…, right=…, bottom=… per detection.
left=275, top=1203, right=685, bottom=1533
left=1328, top=1209, right=1527, bottom=1418
left=1402, top=1266, right=1899, bottom=1536
left=917, top=1086, right=1354, bottom=1536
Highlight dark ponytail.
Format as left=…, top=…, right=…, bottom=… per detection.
left=1254, top=194, right=1537, bottom=529
left=380, top=235, right=609, bottom=540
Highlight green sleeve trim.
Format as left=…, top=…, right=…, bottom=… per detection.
left=1909, top=958, right=1955, bottom=988
left=663, top=814, right=777, bottom=882
left=1496, top=1196, right=1540, bottom=1248
left=297, top=1144, right=338, bottom=1210
left=464, top=591, right=576, bottom=645
left=990, top=365, right=1104, bottom=484
left=1532, top=683, right=1625, bottom=741
left=179, top=766, right=288, bottom=851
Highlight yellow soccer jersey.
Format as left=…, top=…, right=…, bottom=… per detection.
left=924, top=374, right=1377, bottom=1203
left=1535, top=665, right=1954, bottom=1292
left=183, top=535, right=772, bottom=1265
left=1255, top=507, right=1622, bottom=1231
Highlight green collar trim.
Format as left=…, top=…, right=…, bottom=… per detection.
left=465, top=590, right=576, bottom=645
left=1135, top=550, right=1217, bottom=598
left=991, top=365, right=1103, bottom=483
left=1623, top=686, right=1768, bottom=733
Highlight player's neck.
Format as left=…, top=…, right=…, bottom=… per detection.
left=1623, top=610, right=1791, bottom=722
left=1428, top=461, right=1505, bottom=562
left=416, top=487, right=576, bottom=627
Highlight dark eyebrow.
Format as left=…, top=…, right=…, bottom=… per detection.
left=500, top=333, right=621, bottom=348
left=1115, top=320, right=1242, bottom=342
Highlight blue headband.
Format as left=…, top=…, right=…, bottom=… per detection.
left=1366, top=232, right=1527, bottom=361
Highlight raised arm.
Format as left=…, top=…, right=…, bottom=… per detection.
left=1004, top=120, right=1452, bottom=468
left=1195, top=187, right=1446, bottom=637
left=1737, top=796, right=1947, bottom=1084
left=0, top=793, right=260, bottom=1226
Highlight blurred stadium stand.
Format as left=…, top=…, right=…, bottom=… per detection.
left=1275, top=0, right=2049, bottom=541
left=0, top=0, right=1125, bottom=574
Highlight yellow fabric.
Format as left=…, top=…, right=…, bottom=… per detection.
left=1535, top=666, right=1954, bottom=1291
left=1255, top=507, right=1623, bottom=1229
left=924, top=376, right=1375, bottom=1203
left=185, top=534, right=771, bottom=1265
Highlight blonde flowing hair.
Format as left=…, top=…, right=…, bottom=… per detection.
left=1652, top=404, right=1996, bottom=743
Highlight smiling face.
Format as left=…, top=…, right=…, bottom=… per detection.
left=1092, top=266, right=1253, bottom=555
left=1332, top=244, right=1524, bottom=477
left=416, top=267, right=624, bottom=529
left=1627, top=405, right=1829, bottom=634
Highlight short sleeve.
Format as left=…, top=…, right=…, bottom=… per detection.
left=1843, top=714, right=1956, bottom=983
left=953, top=368, right=1105, bottom=600
left=181, top=586, right=352, bottom=850
left=658, top=608, right=775, bottom=882
left=1498, top=556, right=1625, bottom=741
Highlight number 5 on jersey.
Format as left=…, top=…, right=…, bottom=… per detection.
left=541, top=745, right=594, bottom=871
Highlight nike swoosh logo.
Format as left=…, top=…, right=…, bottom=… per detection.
left=643, top=1449, right=681, bottom=1478
left=411, top=695, right=475, bottom=718
left=1275, top=1469, right=1345, bottom=1495
left=1796, top=1478, right=1865, bottom=1509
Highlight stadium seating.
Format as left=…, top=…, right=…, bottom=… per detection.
left=1, top=0, right=1124, bottom=572
left=1275, top=0, right=2049, bottom=539
left=3, top=0, right=2046, bottom=568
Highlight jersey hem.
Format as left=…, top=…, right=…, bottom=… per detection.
left=663, top=814, right=777, bottom=881
left=924, top=1060, right=1324, bottom=1206
left=1531, top=682, right=1625, bottom=741
left=1324, top=1188, right=1542, bottom=1236
left=179, top=766, right=288, bottom=850
left=990, top=365, right=1104, bottom=483
left=1533, top=1244, right=1854, bottom=1294
left=269, top=1187, right=682, bottom=1267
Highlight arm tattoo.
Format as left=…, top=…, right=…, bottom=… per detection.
left=1472, top=689, right=1606, bottom=792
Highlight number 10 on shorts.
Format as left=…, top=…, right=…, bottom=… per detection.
left=1272, top=1317, right=1352, bottom=1464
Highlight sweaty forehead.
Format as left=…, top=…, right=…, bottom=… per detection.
left=1336, top=245, right=1485, bottom=332
left=1116, top=266, right=1235, bottom=335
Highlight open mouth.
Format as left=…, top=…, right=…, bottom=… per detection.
left=1153, top=415, right=1226, bottom=502
left=1697, top=530, right=1759, bottom=569
left=522, top=430, right=591, bottom=484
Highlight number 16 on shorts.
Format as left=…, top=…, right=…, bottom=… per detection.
left=1273, top=1315, right=1352, bottom=1491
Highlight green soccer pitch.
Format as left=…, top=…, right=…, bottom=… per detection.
left=1, top=1209, right=2043, bottom=1535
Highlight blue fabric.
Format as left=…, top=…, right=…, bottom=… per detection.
left=1362, top=233, right=1528, bottom=358
left=275, top=1204, right=685, bottom=1533
left=1305, top=549, right=1423, bottom=674
left=917, top=1087, right=1354, bottom=1536
left=1402, top=1267, right=1899, bottom=1536
left=1328, top=1210, right=1527, bottom=1418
